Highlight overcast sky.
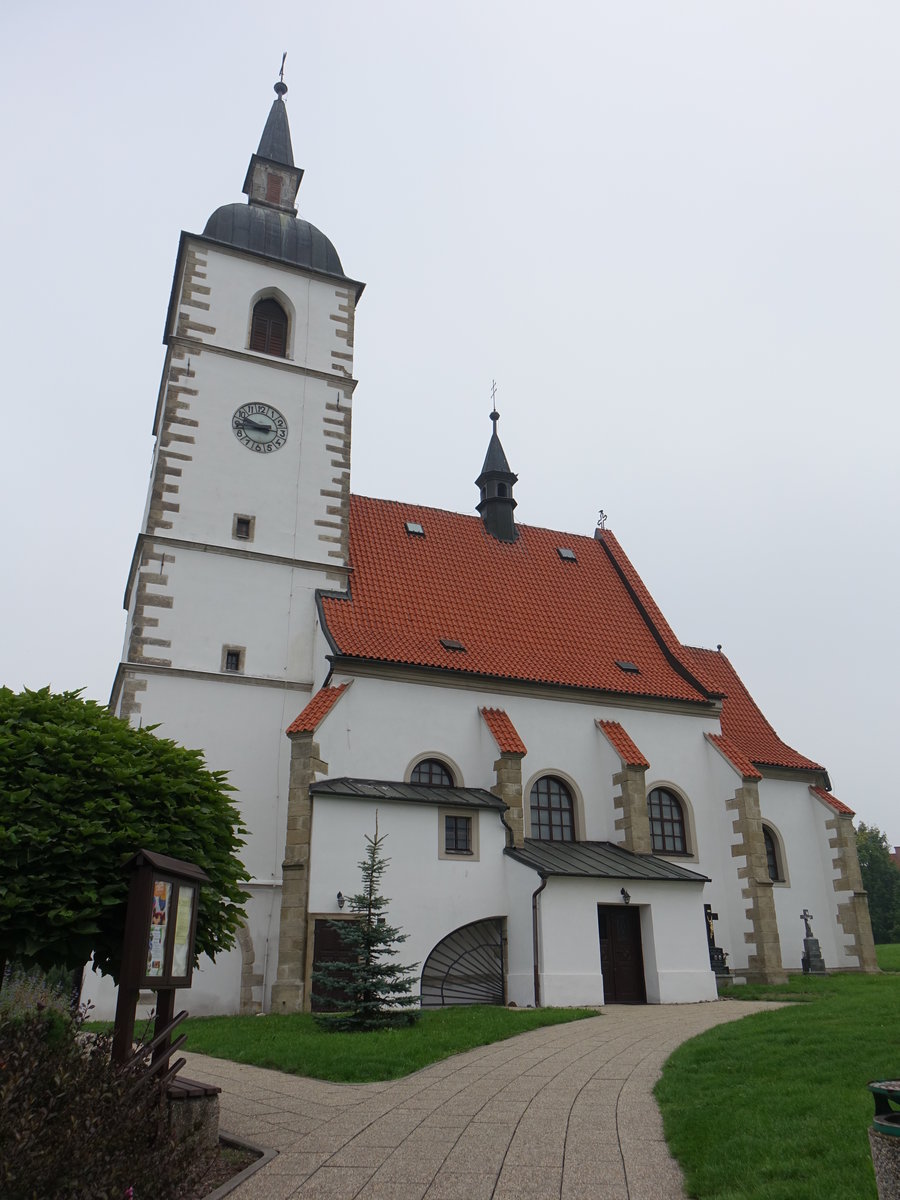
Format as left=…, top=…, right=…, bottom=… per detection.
left=2, top=2, right=898, bottom=845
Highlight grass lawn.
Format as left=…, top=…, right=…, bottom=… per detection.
left=655, top=960, right=900, bottom=1200
left=876, top=942, right=900, bottom=971
left=176, top=1004, right=598, bottom=1082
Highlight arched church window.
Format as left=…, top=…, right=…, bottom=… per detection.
left=763, top=825, right=784, bottom=882
left=530, top=776, right=575, bottom=842
left=249, top=297, right=288, bottom=357
left=411, top=758, right=454, bottom=786
left=648, top=787, right=687, bottom=854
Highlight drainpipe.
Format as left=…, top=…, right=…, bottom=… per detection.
left=532, top=875, right=548, bottom=1007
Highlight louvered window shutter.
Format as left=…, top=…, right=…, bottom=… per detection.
left=249, top=299, right=288, bottom=357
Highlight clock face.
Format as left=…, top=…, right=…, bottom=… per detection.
left=232, top=403, right=288, bottom=453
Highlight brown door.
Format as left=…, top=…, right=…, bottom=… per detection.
left=311, top=919, right=357, bottom=1012
left=597, top=905, right=646, bottom=1003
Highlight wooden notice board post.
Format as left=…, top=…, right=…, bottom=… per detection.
left=112, top=849, right=210, bottom=1065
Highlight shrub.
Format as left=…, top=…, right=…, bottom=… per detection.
left=0, top=1002, right=215, bottom=1200
left=0, top=686, right=249, bottom=983
left=312, top=824, right=419, bottom=1031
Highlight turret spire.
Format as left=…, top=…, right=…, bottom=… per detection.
left=242, top=60, right=304, bottom=214
left=476, top=396, right=518, bottom=543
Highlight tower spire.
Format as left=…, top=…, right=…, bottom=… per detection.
left=242, top=61, right=304, bottom=214
left=476, top=391, right=518, bottom=543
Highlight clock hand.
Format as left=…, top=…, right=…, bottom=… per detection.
left=238, top=417, right=274, bottom=432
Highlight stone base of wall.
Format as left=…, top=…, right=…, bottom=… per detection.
left=270, top=982, right=303, bottom=1013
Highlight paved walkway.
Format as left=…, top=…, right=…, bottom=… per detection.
left=185, top=1000, right=774, bottom=1200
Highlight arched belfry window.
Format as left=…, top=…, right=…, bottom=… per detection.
left=411, top=758, right=454, bottom=786
left=648, top=787, right=687, bottom=854
left=250, top=297, right=288, bottom=357
left=530, top=776, right=575, bottom=842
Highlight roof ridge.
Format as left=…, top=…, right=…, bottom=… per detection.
left=594, top=531, right=721, bottom=700
left=350, top=494, right=614, bottom=544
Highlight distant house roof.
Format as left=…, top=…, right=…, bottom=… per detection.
left=310, top=778, right=507, bottom=810
left=480, top=707, right=527, bottom=755
left=506, top=840, right=710, bottom=882
left=686, top=646, right=823, bottom=773
left=809, top=785, right=854, bottom=817
left=597, top=720, right=649, bottom=769
left=286, top=684, right=349, bottom=734
left=320, top=497, right=718, bottom=705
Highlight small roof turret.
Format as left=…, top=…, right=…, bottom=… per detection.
left=476, top=409, right=518, bottom=543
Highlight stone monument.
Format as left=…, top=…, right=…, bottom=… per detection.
left=800, top=909, right=827, bottom=975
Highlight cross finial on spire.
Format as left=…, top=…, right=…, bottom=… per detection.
left=597, top=509, right=608, bottom=530
left=275, top=52, right=288, bottom=97
left=490, top=380, right=499, bottom=432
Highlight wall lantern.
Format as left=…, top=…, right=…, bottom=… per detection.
left=336, top=891, right=346, bottom=909
left=620, top=888, right=631, bottom=905
left=112, top=849, right=210, bottom=1065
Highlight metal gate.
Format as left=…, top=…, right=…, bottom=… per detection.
left=420, top=918, right=505, bottom=1007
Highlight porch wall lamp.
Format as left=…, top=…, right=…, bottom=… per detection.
left=620, top=888, right=631, bottom=905
left=336, top=891, right=345, bottom=909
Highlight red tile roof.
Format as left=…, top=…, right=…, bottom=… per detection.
left=480, top=707, right=527, bottom=755
left=705, top=732, right=763, bottom=781
left=810, top=785, right=855, bottom=817
left=685, top=647, right=822, bottom=773
left=321, top=498, right=716, bottom=704
left=286, top=684, right=349, bottom=734
left=597, top=720, right=649, bottom=769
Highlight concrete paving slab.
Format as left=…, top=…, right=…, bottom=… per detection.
left=184, top=999, right=777, bottom=1200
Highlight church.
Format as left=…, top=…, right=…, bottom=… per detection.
left=89, top=75, right=877, bottom=1017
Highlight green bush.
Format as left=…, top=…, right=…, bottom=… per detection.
left=0, top=687, right=249, bottom=982
left=0, top=1002, right=215, bottom=1200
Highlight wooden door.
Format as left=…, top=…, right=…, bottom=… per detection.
left=311, top=919, right=357, bottom=1012
left=597, top=905, right=646, bottom=1003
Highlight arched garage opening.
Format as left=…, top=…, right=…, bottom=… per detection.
left=420, top=918, right=505, bottom=1007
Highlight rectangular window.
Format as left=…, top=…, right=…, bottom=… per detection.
left=232, top=514, right=255, bottom=542
left=444, top=815, right=472, bottom=854
left=439, top=809, right=478, bottom=860
left=221, top=645, right=245, bottom=673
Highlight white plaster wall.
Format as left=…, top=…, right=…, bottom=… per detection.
left=760, top=779, right=851, bottom=969
left=693, top=743, right=758, bottom=973
left=536, top=877, right=716, bottom=1006
left=308, top=796, right=511, bottom=998
left=127, top=671, right=304, bottom=883
left=140, top=551, right=324, bottom=682
left=185, top=241, right=349, bottom=377
left=501, top=856, right=546, bottom=1007
left=312, top=676, right=723, bottom=812
left=157, top=350, right=348, bottom=566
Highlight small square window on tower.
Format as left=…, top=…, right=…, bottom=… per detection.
left=232, top=514, right=255, bottom=542
left=221, top=646, right=245, bottom=674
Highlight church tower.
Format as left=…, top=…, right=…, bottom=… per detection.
left=110, top=74, right=363, bottom=1011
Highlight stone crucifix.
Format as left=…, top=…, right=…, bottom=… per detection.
left=801, top=909, right=814, bottom=939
